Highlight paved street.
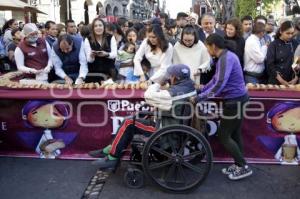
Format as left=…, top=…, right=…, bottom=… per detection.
left=0, top=157, right=97, bottom=199
left=0, top=157, right=300, bottom=199
left=100, top=162, right=300, bottom=199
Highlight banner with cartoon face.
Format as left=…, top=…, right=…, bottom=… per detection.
left=0, top=97, right=299, bottom=164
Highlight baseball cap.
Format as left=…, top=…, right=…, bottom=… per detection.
left=166, top=64, right=190, bottom=79
left=22, top=23, right=38, bottom=37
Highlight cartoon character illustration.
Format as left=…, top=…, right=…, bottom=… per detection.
left=18, top=100, right=77, bottom=159
left=258, top=102, right=300, bottom=165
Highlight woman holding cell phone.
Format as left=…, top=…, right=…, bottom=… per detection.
left=84, top=18, right=117, bottom=83
left=134, top=24, right=173, bottom=83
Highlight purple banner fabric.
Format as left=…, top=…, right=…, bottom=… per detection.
left=0, top=89, right=299, bottom=164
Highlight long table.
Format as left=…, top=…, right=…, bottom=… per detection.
left=0, top=88, right=299, bottom=165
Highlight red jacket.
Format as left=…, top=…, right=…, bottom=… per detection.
left=18, top=38, right=48, bottom=70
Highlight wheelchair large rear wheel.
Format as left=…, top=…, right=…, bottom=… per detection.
left=142, top=125, right=212, bottom=193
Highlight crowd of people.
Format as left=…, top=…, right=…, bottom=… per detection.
left=1, top=12, right=300, bottom=86
left=2, top=11, right=300, bottom=181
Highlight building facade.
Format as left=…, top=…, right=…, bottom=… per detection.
left=42, top=0, right=129, bottom=24
left=193, top=0, right=212, bottom=17
left=31, top=0, right=157, bottom=24
left=127, top=0, right=157, bottom=20
left=68, top=0, right=129, bottom=24
left=0, top=0, right=157, bottom=26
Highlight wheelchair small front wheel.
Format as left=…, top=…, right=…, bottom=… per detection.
left=123, top=167, right=144, bottom=189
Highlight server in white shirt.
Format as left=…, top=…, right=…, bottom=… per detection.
left=134, top=24, right=173, bottom=83
left=51, top=34, right=88, bottom=85
left=244, top=22, right=268, bottom=84
left=15, top=23, right=52, bottom=82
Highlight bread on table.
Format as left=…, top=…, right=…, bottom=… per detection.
left=267, top=84, right=275, bottom=89
left=279, top=85, right=287, bottom=89
left=123, top=83, right=129, bottom=89
left=259, top=84, right=267, bottom=90
left=274, top=85, right=280, bottom=90
left=287, top=85, right=296, bottom=90
left=129, top=84, right=135, bottom=89
left=246, top=83, right=256, bottom=90
left=1, top=71, right=300, bottom=92
left=88, top=83, right=95, bottom=89
left=110, top=83, right=118, bottom=90
left=117, top=83, right=124, bottom=89
left=95, top=82, right=100, bottom=89
left=139, top=82, right=148, bottom=90
left=56, top=84, right=64, bottom=89
left=135, top=83, right=140, bottom=90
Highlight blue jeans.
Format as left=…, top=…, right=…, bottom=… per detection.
left=244, top=75, right=260, bottom=84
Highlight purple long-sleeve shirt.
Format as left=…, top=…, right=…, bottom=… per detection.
left=197, top=50, right=247, bottom=101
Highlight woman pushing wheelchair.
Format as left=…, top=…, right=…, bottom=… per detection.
left=190, top=34, right=252, bottom=180
left=90, top=34, right=253, bottom=182
left=89, top=64, right=197, bottom=169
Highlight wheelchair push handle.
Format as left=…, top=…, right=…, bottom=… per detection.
left=135, top=103, right=157, bottom=118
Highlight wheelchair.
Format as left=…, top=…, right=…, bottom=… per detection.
left=122, top=105, right=213, bottom=193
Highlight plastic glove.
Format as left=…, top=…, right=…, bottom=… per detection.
left=43, top=65, right=52, bottom=73
left=28, top=68, right=41, bottom=74
left=75, top=77, right=84, bottom=85
left=64, top=76, right=73, bottom=85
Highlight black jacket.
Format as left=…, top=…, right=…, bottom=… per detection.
left=162, top=78, right=196, bottom=126
left=225, top=36, right=245, bottom=68
left=266, top=38, right=298, bottom=84
left=198, top=28, right=225, bottom=84
left=87, top=35, right=115, bottom=74
left=198, top=28, right=225, bottom=43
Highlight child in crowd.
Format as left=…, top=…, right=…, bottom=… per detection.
left=125, top=57, right=151, bottom=82
left=116, top=42, right=151, bottom=82
left=116, top=42, right=136, bottom=82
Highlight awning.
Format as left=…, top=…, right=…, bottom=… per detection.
left=25, top=7, right=47, bottom=15
left=85, top=0, right=93, bottom=6
left=0, top=0, right=47, bottom=15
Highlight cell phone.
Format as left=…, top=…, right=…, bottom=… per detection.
left=92, top=50, right=103, bottom=54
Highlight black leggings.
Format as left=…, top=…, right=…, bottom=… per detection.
left=217, top=98, right=247, bottom=167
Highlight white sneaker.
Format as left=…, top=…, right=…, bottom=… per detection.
left=222, top=164, right=238, bottom=175
left=228, top=165, right=253, bottom=180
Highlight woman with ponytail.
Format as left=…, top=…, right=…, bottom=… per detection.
left=191, top=33, right=252, bottom=181
left=266, top=20, right=298, bottom=85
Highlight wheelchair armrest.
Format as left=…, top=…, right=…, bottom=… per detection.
left=136, top=111, right=154, bottom=117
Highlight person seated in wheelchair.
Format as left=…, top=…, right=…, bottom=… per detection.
left=90, top=64, right=197, bottom=169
